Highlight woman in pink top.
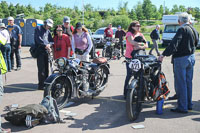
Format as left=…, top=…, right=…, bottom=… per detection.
left=123, top=21, right=148, bottom=99
left=71, top=22, right=93, bottom=62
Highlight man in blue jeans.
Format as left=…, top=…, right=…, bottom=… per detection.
left=159, top=12, right=199, bottom=113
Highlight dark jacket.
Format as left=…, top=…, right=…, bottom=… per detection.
left=150, top=29, right=160, bottom=40
left=115, top=30, right=126, bottom=42
left=34, top=26, right=53, bottom=53
left=162, top=24, right=199, bottom=58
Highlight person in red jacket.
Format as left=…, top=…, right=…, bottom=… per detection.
left=53, top=25, right=71, bottom=60
left=104, top=23, right=113, bottom=38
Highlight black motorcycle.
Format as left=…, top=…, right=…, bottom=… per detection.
left=102, top=37, right=121, bottom=60
left=44, top=57, right=110, bottom=109
left=125, top=55, right=170, bottom=121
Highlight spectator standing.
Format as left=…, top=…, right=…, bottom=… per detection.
left=149, top=25, right=161, bottom=56
left=62, top=16, right=74, bottom=38
left=115, top=25, right=126, bottom=56
left=53, top=25, right=71, bottom=60
left=0, top=27, right=11, bottom=132
left=71, top=22, right=93, bottom=62
left=104, top=23, right=113, bottom=38
left=124, top=21, right=148, bottom=99
left=0, top=23, right=11, bottom=72
left=7, top=16, right=22, bottom=71
left=159, top=12, right=199, bottom=113
left=34, top=19, right=54, bottom=90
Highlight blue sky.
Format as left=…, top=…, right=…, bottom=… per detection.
left=1, top=0, right=200, bottom=10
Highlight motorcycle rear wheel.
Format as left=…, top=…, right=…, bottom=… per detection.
left=44, top=77, right=71, bottom=110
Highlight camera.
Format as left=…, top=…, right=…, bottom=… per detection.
left=56, top=47, right=61, bottom=51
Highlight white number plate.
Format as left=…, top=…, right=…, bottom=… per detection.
left=129, top=59, right=141, bottom=71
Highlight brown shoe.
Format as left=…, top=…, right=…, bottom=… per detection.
left=1, top=128, right=11, bottom=133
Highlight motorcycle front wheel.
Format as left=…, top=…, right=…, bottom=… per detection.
left=44, top=76, right=71, bottom=110
left=126, top=79, right=142, bottom=121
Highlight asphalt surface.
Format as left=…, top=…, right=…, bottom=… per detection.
left=1, top=47, right=200, bottom=133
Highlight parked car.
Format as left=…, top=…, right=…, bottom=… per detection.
left=91, top=27, right=117, bottom=47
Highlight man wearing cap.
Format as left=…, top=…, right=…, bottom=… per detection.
left=62, top=16, right=74, bottom=38
left=115, top=25, right=126, bottom=56
left=7, top=16, right=23, bottom=71
left=149, top=25, right=161, bottom=56
left=104, top=23, right=113, bottom=38
left=34, top=19, right=54, bottom=90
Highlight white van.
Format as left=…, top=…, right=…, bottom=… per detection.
left=161, top=13, right=199, bottom=47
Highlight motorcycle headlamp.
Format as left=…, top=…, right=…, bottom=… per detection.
left=57, top=57, right=67, bottom=67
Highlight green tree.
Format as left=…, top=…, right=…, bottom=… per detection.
left=129, top=9, right=137, bottom=20
left=179, top=5, right=187, bottom=12
left=171, top=4, right=179, bottom=14
left=135, top=2, right=145, bottom=20
left=9, top=3, right=16, bottom=17
left=112, top=15, right=131, bottom=30
left=142, top=0, right=153, bottom=20
left=0, top=1, right=10, bottom=17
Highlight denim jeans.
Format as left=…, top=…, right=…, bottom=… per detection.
left=2, top=43, right=11, bottom=71
left=123, top=59, right=132, bottom=96
left=174, top=54, right=195, bottom=111
left=11, top=44, right=21, bottom=68
left=0, top=74, right=4, bottom=131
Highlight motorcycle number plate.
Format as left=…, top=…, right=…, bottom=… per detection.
left=129, top=59, right=141, bottom=71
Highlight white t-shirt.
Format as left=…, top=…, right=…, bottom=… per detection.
left=0, top=28, right=10, bottom=43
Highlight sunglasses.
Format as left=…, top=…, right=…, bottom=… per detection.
left=57, top=30, right=63, bottom=31
left=135, top=25, right=141, bottom=27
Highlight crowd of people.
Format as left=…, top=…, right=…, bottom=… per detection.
left=0, top=12, right=199, bottom=132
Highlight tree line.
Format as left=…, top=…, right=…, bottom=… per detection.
left=0, top=0, right=199, bottom=31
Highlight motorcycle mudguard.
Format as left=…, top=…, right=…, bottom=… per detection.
left=44, top=73, right=73, bottom=91
left=128, top=79, right=138, bottom=90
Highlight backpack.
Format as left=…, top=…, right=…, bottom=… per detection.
left=152, top=72, right=170, bottom=101
left=40, top=96, right=61, bottom=123
left=5, top=104, right=48, bottom=126
left=29, top=44, right=40, bottom=58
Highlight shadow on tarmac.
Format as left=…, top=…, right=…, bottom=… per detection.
left=4, top=83, right=38, bottom=93
left=67, top=95, right=200, bottom=131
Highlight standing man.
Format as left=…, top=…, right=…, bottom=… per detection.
left=62, top=16, right=74, bottom=38
left=149, top=25, right=161, bottom=56
left=7, top=16, right=22, bottom=71
left=104, top=23, right=113, bottom=38
left=115, top=25, right=126, bottom=56
left=159, top=12, right=199, bottom=113
left=62, top=16, right=74, bottom=56
left=34, top=19, right=54, bottom=90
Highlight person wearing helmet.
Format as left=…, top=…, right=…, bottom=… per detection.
left=34, top=19, right=54, bottom=90
left=7, top=16, right=23, bottom=71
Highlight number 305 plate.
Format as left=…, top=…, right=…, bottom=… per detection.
left=129, top=59, right=141, bottom=71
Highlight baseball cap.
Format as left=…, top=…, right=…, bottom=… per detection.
left=75, top=22, right=82, bottom=29
left=8, top=16, right=14, bottom=21
left=118, top=25, right=121, bottom=28
left=0, top=23, right=6, bottom=28
left=63, top=16, right=70, bottom=23
left=45, top=19, right=53, bottom=28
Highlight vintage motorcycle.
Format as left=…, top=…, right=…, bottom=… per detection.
left=43, top=57, right=110, bottom=109
left=125, top=55, right=170, bottom=121
left=102, top=37, right=121, bottom=60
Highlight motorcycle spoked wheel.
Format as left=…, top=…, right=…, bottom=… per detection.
left=92, top=67, right=109, bottom=95
left=126, top=79, right=143, bottom=121
left=113, top=48, right=121, bottom=60
left=44, top=77, right=71, bottom=110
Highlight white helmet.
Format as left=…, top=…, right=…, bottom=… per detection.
left=44, top=19, right=53, bottom=28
